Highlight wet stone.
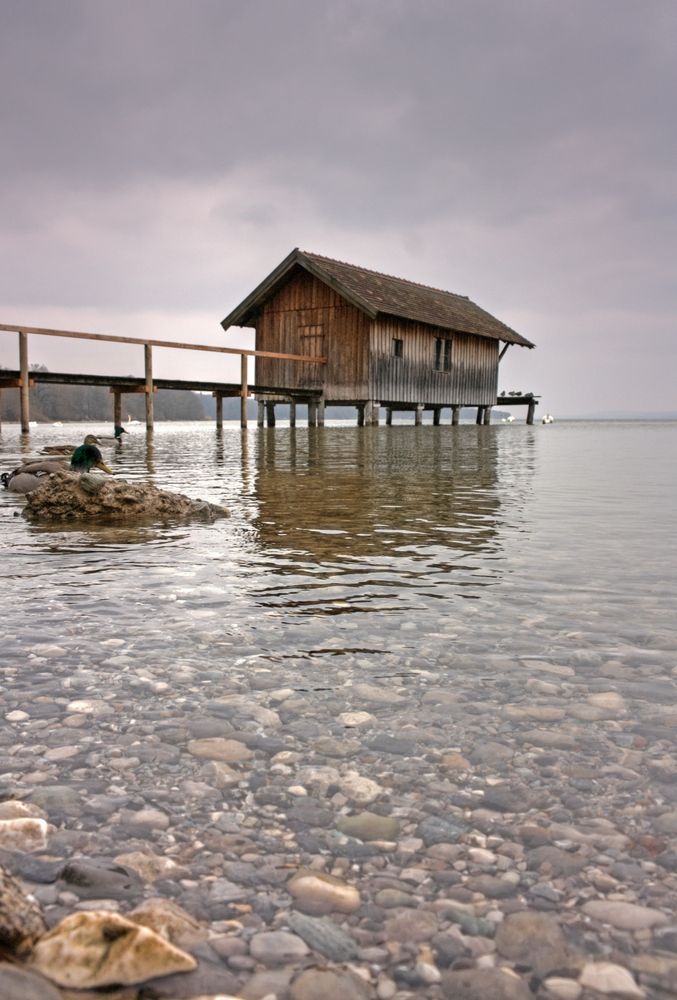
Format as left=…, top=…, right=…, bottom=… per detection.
left=418, top=814, right=469, bottom=845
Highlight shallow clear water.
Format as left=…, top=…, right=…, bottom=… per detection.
left=1, top=420, right=675, bottom=679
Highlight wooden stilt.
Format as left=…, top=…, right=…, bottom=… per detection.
left=317, top=398, right=325, bottom=426
left=144, top=344, right=154, bottom=432
left=357, top=404, right=365, bottom=427
left=451, top=405, right=460, bottom=425
left=433, top=407, right=441, bottom=426
left=483, top=406, right=492, bottom=425
left=289, top=400, right=296, bottom=427
left=385, top=407, right=392, bottom=426
left=415, top=404, right=424, bottom=426
left=527, top=400, right=535, bottom=425
left=257, top=400, right=265, bottom=427
left=214, top=393, right=223, bottom=430
left=113, top=389, right=122, bottom=430
left=476, top=406, right=484, bottom=425
left=266, top=401, right=276, bottom=427
left=19, top=331, right=30, bottom=433
left=308, top=401, right=317, bottom=427
left=240, top=354, right=248, bottom=429
left=366, top=400, right=379, bottom=426
left=0, top=388, right=2, bottom=433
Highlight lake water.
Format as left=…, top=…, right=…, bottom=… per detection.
left=0, top=420, right=676, bottom=997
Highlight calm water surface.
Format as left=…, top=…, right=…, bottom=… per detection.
left=1, top=421, right=675, bottom=679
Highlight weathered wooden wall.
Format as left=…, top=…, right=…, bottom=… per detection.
left=255, top=267, right=499, bottom=406
left=370, top=317, right=498, bottom=406
left=255, top=268, right=370, bottom=400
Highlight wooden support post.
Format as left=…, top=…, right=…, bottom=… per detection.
left=113, top=390, right=122, bottom=430
left=385, top=407, right=392, bottom=426
left=214, top=393, right=223, bottom=430
left=527, top=400, right=536, bottom=425
left=357, top=404, right=365, bottom=427
left=433, top=407, right=441, bottom=426
left=289, top=400, right=296, bottom=427
left=366, top=400, right=379, bottom=426
left=415, top=404, right=424, bottom=426
left=308, top=401, right=317, bottom=427
left=144, top=344, right=154, bottom=431
left=19, top=331, right=30, bottom=433
left=257, top=400, right=265, bottom=427
left=317, top=398, right=325, bottom=426
left=451, top=405, right=460, bottom=425
left=0, top=388, right=2, bottom=433
left=476, top=406, right=484, bottom=425
left=240, top=354, right=248, bottom=429
left=483, top=406, right=492, bottom=425
left=266, top=401, right=276, bottom=427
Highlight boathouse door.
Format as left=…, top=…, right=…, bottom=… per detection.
left=299, top=325, right=325, bottom=388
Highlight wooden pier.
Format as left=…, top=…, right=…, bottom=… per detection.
left=0, top=323, right=325, bottom=433
left=0, top=323, right=539, bottom=433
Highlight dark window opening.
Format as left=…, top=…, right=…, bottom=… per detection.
left=392, top=338, right=403, bottom=359
left=434, top=338, right=452, bottom=372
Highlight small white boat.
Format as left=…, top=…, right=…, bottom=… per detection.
left=542, top=414, right=555, bottom=424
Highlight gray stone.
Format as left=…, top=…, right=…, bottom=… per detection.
left=336, top=812, right=400, bottom=842
left=286, top=911, right=358, bottom=961
left=417, top=815, right=469, bottom=846
left=290, top=967, right=372, bottom=1000
left=466, top=873, right=519, bottom=898
left=249, top=930, right=309, bottom=965
left=0, top=963, right=62, bottom=1000
left=442, top=968, right=533, bottom=1000
left=495, top=911, right=575, bottom=976
left=385, top=908, right=439, bottom=943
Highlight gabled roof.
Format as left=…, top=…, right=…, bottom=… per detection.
left=221, top=248, right=535, bottom=348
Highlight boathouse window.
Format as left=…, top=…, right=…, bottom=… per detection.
left=434, top=338, right=452, bottom=372
left=392, top=338, right=403, bottom=359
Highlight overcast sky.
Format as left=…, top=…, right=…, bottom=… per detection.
left=1, top=0, right=675, bottom=416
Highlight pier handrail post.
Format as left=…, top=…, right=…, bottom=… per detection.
left=19, top=330, right=30, bottom=433
left=240, top=353, right=248, bottom=429
left=144, top=343, right=154, bottom=432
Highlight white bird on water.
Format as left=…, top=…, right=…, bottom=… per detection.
left=542, top=414, right=555, bottom=424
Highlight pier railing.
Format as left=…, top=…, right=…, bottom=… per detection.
left=0, top=323, right=326, bottom=431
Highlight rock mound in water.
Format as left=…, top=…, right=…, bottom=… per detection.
left=23, top=472, right=228, bottom=523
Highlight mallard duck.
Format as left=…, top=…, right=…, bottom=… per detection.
left=41, top=434, right=102, bottom=457
left=1, top=460, right=68, bottom=494
left=96, top=425, right=127, bottom=444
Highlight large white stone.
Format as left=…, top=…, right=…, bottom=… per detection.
left=580, top=961, right=645, bottom=997
left=582, top=900, right=669, bottom=931
left=338, top=770, right=383, bottom=804
left=0, top=818, right=49, bottom=853
left=288, top=870, right=361, bottom=915
left=30, top=910, right=196, bottom=988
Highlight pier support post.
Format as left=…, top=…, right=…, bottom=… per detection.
left=266, top=401, right=276, bottom=427
left=19, top=331, right=30, bottom=433
left=144, top=344, right=154, bottom=432
left=214, top=393, right=223, bottom=430
left=415, top=404, right=424, bottom=426
left=385, top=407, right=392, bottom=426
left=257, top=401, right=265, bottom=427
left=308, top=401, right=318, bottom=427
left=357, top=404, right=365, bottom=427
left=113, top=390, right=122, bottom=430
left=527, top=400, right=535, bottom=425
left=433, top=407, right=441, bottom=426
left=289, top=400, right=296, bottom=427
left=476, top=406, right=484, bottom=425
left=451, top=405, right=460, bottom=425
left=317, top=398, right=325, bottom=426
left=366, top=400, right=380, bottom=426
left=0, top=388, right=2, bottom=433
left=240, top=354, right=248, bottom=429
left=483, top=406, right=492, bottom=425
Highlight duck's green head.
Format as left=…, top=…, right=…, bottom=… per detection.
left=71, top=444, right=111, bottom=474
left=114, top=425, right=127, bottom=439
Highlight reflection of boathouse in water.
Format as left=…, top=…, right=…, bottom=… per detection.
left=249, top=427, right=508, bottom=566
left=222, top=249, right=536, bottom=426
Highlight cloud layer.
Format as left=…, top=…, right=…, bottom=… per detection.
left=1, top=0, right=675, bottom=413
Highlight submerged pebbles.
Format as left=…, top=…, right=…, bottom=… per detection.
left=1, top=645, right=677, bottom=1000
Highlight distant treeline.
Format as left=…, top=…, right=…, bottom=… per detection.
left=0, top=365, right=207, bottom=422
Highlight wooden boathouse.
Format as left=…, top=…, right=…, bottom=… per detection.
left=221, top=249, right=536, bottom=426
